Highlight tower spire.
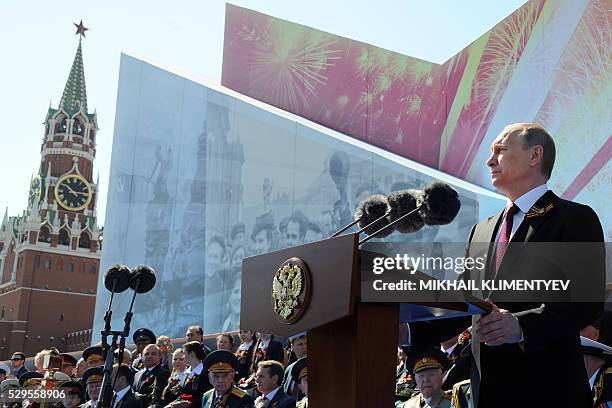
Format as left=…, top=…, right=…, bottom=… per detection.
left=59, top=22, right=89, bottom=116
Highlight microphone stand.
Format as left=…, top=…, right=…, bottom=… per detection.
left=99, top=277, right=125, bottom=408
left=99, top=281, right=140, bottom=408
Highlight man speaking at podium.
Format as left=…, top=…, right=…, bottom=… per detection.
left=411, top=123, right=605, bottom=408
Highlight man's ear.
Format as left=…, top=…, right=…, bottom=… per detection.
left=530, top=145, right=543, bottom=167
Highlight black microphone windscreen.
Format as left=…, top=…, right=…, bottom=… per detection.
left=419, top=182, right=461, bottom=225
left=387, top=189, right=425, bottom=233
left=104, top=264, right=131, bottom=293
left=129, top=265, right=156, bottom=294
left=355, top=194, right=393, bottom=237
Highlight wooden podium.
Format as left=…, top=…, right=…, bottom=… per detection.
left=241, top=233, right=489, bottom=407
left=241, top=233, right=398, bottom=407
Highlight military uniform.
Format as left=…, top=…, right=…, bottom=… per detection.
left=401, top=392, right=451, bottom=408
left=81, top=347, right=104, bottom=368
left=582, top=336, right=612, bottom=406
left=79, top=367, right=103, bottom=408
left=399, top=348, right=450, bottom=408
left=201, top=350, right=254, bottom=408
left=450, top=380, right=473, bottom=408
left=201, top=387, right=254, bottom=408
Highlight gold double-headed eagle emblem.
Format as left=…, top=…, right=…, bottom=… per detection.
left=272, top=258, right=311, bottom=324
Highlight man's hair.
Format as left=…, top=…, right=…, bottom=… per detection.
left=114, top=364, right=133, bottom=384
left=183, top=341, right=205, bottom=361
left=143, top=344, right=161, bottom=356
left=188, top=325, right=204, bottom=336
left=12, top=352, right=25, bottom=360
left=286, top=211, right=308, bottom=239
left=515, top=123, right=556, bottom=179
left=258, top=360, right=284, bottom=386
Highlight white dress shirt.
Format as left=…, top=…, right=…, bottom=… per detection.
left=114, top=386, right=130, bottom=407
left=494, top=184, right=549, bottom=245
left=263, top=386, right=281, bottom=401
left=189, top=362, right=203, bottom=377
left=238, top=340, right=254, bottom=351
left=589, top=367, right=601, bottom=390
left=441, top=342, right=458, bottom=356
left=258, top=338, right=271, bottom=350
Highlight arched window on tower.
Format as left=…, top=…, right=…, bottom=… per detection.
left=60, top=118, right=67, bottom=133
left=38, top=225, right=51, bottom=243
left=78, top=231, right=91, bottom=250
left=73, top=118, right=84, bottom=136
left=58, top=228, right=70, bottom=246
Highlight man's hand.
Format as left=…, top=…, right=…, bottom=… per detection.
left=476, top=299, right=523, bottom=346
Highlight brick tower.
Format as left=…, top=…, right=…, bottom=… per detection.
left=0, top=23, right=101, bottom=360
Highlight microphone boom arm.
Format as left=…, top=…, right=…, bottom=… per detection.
left=358, top=206, right=421, bottom=246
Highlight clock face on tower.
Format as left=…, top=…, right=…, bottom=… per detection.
left=54, top=173, right=92, bottom=212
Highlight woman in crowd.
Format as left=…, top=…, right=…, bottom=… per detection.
left=162, top=341, right=211, bottom=407
left=216, top=333, right=235, bottom=352
left=157, top=335, right=174, bottom=371
left=235, top=328, right=257, bottom=383
left=161, top=348, right=190, bottom=405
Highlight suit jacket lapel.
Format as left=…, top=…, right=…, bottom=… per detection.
left=495, top=191, right=558, bottom=281
left=470, top=213, right=502, bottom=281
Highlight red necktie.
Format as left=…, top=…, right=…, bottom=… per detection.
left=493, top=203, right=519, bottom=278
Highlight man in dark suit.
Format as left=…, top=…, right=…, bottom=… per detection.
left=251, top=334, right=285, bottom=372
left=411, top=123, right=605, bottom=408
left=110, top=364, right=143, bottom=407
left=254, top=360, right=295, bottom=408
left=131, top=328, right=156, bottom=371
left=441, top=332, right=471, bottom=391
left=282, top=332, right=307, bottom=400
left=10, top=352, right=28, bottom=379
left=133, top=344, right=170, bottom=406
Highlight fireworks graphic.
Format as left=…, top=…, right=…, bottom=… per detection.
left=535, top=0, right=611, bottom=194
left=247, top=19, right=341, bottom=111
left=473, top=0, right=544, bottom=119
left=452, top=0, right=544, bottom=175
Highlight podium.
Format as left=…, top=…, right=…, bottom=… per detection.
left=241, top=233, right=489, bottom=407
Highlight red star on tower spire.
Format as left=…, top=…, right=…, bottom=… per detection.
left=74, top=20, right=88, bottom=39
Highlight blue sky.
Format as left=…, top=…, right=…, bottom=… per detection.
left=0, top=0, right=527, bottom=225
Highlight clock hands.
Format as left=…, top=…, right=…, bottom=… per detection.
left=64, top=184, right=88, bottom=196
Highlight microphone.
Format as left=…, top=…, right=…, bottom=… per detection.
left=387, top=189, right=425, bottom=233
left=104, top=264, right=131, bottom=293
left=129, top=264, right=156, bottom=294
left=359, top=182, right=461, bottom=245
left=419, top=182, right=461, bottom=225
left=355, top=194, right=393, bottom=237
left=329, top=194, right=390, bottom=238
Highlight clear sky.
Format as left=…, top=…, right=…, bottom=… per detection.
left=0, top=0, right=527, bottom=226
